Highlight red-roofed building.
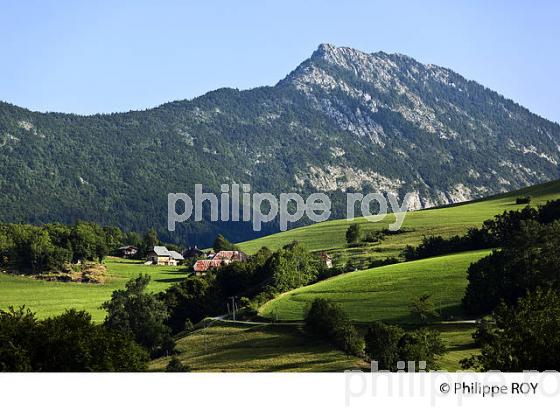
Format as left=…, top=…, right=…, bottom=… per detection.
left=193, top=259, right=222, bottom=274
left=212, top=250, right=248, bottom=262
left=192, top=250, right=248, bottom=275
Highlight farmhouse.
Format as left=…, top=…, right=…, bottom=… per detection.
left=193, top=250, right=248, bottom=275
left=193, top=259, right=224, bottom=274
left=118, top=245, right=138, bottom=258
left=146, top=246, right=184, bottom=266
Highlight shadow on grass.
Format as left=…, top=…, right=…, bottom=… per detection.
left=154, top=277, right=184, bottom=284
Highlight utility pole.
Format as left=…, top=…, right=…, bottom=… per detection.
left=229, top=296, right=237, bottom=321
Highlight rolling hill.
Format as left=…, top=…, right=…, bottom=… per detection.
left=149, top=321, right=367, bottom=372
left=238, top=178, right=560, bottom=261
left=259, top=249, right=491, bottom=322
left=245, top=179, right=560, bottom=323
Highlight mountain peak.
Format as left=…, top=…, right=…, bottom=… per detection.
left=310, top=43, right=388, bottom=63
left=311, top=43, right=338, bottom=58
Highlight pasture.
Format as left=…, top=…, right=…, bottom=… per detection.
left=0, top=257, right=186, bottom=321
left=238, top=179, right=560, bottom=260
left=150, top=321, right=368, bottom=372
left=259, top=250, right=492, bottom=322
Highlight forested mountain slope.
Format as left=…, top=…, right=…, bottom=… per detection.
left=1, top=44, right=559, bottom=245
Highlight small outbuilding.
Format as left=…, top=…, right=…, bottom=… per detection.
left=118, top=245, right=138, bottom=258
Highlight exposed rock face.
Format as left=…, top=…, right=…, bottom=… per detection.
left=278, top=44, right=560, bottom=207
left=1, top=44, right=559, bottom=244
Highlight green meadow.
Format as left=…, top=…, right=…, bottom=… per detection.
left=259, top=249, right=491, bottom=322
left=0, top=258, right=187, bottom=322
left=149, top=320, right=475, bottom=372
left=150, top=321, right=368, bottom=372
left=238, top=179, right=560, bottom=261
left=2, top=179, right=560, bottom=371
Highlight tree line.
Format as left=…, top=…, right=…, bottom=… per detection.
left=304, top=298, right=446, bottom=370
left=455, top=200, right=560, bottom=371
left=161, top=241, right=329, bottom=333
left=402, top=199, right=560, bottom=261
left=0, top=222, right=182, bottom=274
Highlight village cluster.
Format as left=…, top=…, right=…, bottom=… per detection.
left=117, top=244, right=250, bottom=274
left=117, top=244, right=333, bottom=274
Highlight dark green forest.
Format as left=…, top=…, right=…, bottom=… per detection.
left=1, top=45, right=560, bottom=246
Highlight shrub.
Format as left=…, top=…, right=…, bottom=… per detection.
left=345, top=224, right=361, bottom=244
left=363, top=231, right=384, bottom=243
left=305, top=298, right=363, bottom=356
left=166, top=356, right=191, bottom=372
left=364, top=322, right=445, bottom=371
left=367, top=257, right=399, bottom=269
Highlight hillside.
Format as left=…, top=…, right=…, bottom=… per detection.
left=260, top=249, right=491, bottom=322
left=238, top=178, right=560, bottom=262
left=150, top=321, right=367, bottom=372
left=149, top=320, right=476, bottom=372
left=2, top=44, right=560, bottom=246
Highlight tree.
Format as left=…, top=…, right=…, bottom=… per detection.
left=346, top=223, right=361, bottom=244
left=364, top=322, right=445, bottom=371
left=0, top=307, right=148, bottom=371
left=0, top=306, right=38, bottom=371
left=102, top=275, right=174, bottom=357
left=161, top=275, right=222, bottom=333
left=463, top=220, right=560, bottom=315
left=462, top=288, right=560, bottom=371
left=145, top=228, right=159, bottom=248
left=37, top=309, right=148, bottom=371
left=138, top=228, right=159, bottom=258
left=71, top=221, right=108, bottom=262
left=397, top=329, right=446, bottom=370
left=212, top=234, right=239, bottom=252
left=409, top=293, right=438, bottom=324
left=103, top=226, right=124, bottom=253
left=305, top=298, right=363, bottom=356
left=364, top=321, right=404, bottom=370
left=215, top=246, right=272, bottom=298
left=266, top=242, right=319, bottom=293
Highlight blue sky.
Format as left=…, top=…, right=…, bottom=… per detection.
left=1, top=0, right=559, bottom=123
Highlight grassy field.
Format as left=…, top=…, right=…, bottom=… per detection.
left=149, top=320, right=475, bottom=372
left=3, top=180, right=560, bottom=371
left=0, top=257, right=187, bottom=321
left=238, top=179, right=560, bottom=261
left=436, top=324, right=479, bottom=371
left=150, top=321, right=368, bottom=372
left=260, top=249, right=492, bottom=322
